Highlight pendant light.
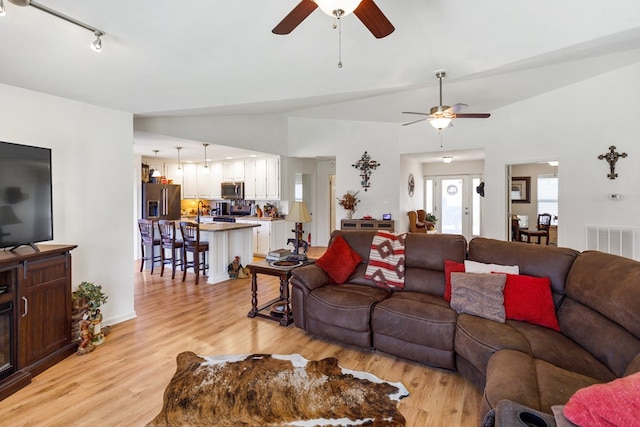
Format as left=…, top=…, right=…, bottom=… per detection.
left=202, top=143, right=210, bottom=175
left=175, top=147, right=183, bottom=176
left=151, top=150, right=161, bottom=178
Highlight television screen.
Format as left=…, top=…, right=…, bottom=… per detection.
left=0, top=141, right=53, bottom=251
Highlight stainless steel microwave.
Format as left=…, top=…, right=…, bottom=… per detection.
left=221, top=182, right=244, bottom=200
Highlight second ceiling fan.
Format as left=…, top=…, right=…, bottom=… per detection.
left=272, top=0, right=394, bottom=39
left=402, top=71, right=491, bottom=131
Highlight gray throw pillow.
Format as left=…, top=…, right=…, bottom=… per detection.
left=450, top=272, right=507, bottom=322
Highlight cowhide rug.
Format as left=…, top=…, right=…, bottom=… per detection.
left=147, top=351, right=409, bottom=427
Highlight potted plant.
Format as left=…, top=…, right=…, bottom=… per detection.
left=72, top=282, right=109, bottom=352
left=337, top=191, right=360, bottom=219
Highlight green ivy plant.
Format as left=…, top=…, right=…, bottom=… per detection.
left=72, top=282, right=108, bottom=315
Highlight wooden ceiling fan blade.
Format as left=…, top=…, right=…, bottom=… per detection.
left=272, top=0, right=318, bottom=35
left=402, top=118, right=428, bottom=126
left=353, top=0, right=395, bottom=38
left=456, top=113, right=491, bottom=118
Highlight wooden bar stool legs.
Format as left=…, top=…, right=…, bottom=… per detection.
left=179, top=221, right=209, bottom=285
left=138, top=219, right=161, bottom=273
left=158, top=220, right=184, bottom=280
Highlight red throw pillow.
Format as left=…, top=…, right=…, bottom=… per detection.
left=316, top=235, right=362, bottom=283
left=502, top=273, right=560, bottom=331
left=444, top=260, right=465, bottom=302
left=563, top=371, right=640, bottom=426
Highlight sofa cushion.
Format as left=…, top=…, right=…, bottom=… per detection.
left=468, top=237, right=579, bottom=298
left=563, top=371, right=640, bottom=427
left=444, top=259, right=465, bottom=302
left=307, top=284, right=390, bottom=332
left=316, top=235, right=362, bottom=283
left=483, top=349, right=602, bottom=416
left=450, top=273, right=507, bottom=323
left=503, top=273, right=560, bottom=331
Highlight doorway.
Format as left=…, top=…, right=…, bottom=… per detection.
left=426, top=175, right=482, bottom=241
left=508, top=162, right=559, bottom=245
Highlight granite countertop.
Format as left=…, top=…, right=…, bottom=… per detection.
left=240, top=216, right=285, bottom=221
left=176, top=219, right=259, bottom=232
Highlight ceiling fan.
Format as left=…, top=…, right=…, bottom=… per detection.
left=402, top=71, right=491, bottom=131
left=272, top=0, right=394, bottom=39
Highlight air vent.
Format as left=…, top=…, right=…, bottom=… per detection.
left=586, top=225, right=636, bottom=259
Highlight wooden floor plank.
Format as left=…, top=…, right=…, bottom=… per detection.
left=0, top=249, right=482, bottom=426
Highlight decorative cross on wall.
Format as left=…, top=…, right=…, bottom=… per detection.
left=597, top=146, right=627, bottom=180
left=352, top=151, right=380, bottom=191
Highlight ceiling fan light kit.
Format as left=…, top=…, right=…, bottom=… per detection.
left=314, top=0, right=363, bottom=17
left=2, top=0, right=106, bottom=52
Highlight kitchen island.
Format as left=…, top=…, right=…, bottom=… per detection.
left=187, top=221, right=260, bottom=285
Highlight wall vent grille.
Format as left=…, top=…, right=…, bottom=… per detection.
left=585, top=225, right=636, bottom=259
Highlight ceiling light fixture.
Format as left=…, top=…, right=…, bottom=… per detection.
left=4, top=0, right=106, bottom=52
left=202, top=144, right=210, bottom=175
left=151, top=150, right=161, bottom=178
left=175, top=147, right=183, bottom=176
left=442, top=156, right=453, bottom=164
left=548, top=160, right=559, bottom=167
left=91, top=31, right=103, bottom=52
left=314, top=0, right=363, bottom=17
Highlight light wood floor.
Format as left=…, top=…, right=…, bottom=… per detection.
left=0, top=248, right=482, bottom=426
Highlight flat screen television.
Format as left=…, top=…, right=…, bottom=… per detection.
left=0, top=141, right=53, bottom=252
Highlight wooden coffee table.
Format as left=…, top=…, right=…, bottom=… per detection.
left=247, top=259, right=314, bottom=326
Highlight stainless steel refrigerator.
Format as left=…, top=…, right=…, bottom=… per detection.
left=142, top=183, right=181, bottom=220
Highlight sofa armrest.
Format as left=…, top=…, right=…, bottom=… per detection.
left=291, top=264, right=330, bottom=292
left=291, top=265, right=330, bottom=330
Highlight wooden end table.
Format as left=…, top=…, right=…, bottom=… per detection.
left=247, top=259, right=314, bottom=327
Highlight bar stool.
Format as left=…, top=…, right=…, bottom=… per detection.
left=157, top=220, right=184, bottom=279
left=179, top=221, right=209, bottom=285
left=138, top=219, right=161, bottom=273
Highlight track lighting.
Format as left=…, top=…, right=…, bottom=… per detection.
left=91, top=31, right=103, bottom=52
left=3, top=1, right=106, bottom=52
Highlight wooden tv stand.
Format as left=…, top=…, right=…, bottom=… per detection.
left=0, top=244, right=77, bottom=401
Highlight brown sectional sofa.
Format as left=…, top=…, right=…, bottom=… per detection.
left=290, top=230, right=640, bottom=424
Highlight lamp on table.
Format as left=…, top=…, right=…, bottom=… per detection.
left=287, top=201, right=311, bottom=260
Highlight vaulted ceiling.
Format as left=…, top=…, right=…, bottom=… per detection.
left=1, top=0, right=639, bottom=161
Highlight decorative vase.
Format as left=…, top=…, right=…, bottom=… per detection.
left=346, top=210, right=354, bottom=219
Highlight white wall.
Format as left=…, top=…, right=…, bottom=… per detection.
left=0, top=83, right=136, bottom=324
left=288, top=118, right=401, bottom=243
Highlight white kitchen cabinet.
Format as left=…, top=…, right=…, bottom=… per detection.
left=254, top=158, right=267, bottom=199
left=244, top=160, right=256, bottom=200
left=265, top=157, right=280, bottom=200
left=210, top=162, right=223, bottom=198
left=182, top=163, right=198, bottom=199
left=165, top=163, right=183, bottom=184
left=197, top=164, right=213, bottom=198
left=236, top=219, right=287, bottom=256
left=222, top=160, right=244, bottom=182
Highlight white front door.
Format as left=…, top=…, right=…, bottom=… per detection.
left=430, top=175, right=481, bottom=241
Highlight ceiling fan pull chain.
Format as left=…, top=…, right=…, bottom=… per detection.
left=337, top=14, right=343, bottom=68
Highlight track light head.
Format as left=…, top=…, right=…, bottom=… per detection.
left=91, top=31, right=103, bottom=52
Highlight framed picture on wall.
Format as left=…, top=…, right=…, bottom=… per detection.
left=511, top=176, right=531, bottom=203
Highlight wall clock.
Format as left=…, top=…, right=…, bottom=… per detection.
left=408, top=174, right=415, bottom=197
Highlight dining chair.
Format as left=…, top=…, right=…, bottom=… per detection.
left=138, top=219, right=162, bottom=273
left=519, top=213, right=552, bottom=245
left=157, top=220, right=184, bottom=279
left=179, top=221, right=209, bottom=285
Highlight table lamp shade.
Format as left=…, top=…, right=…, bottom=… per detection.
left=288, top=201, right=311, bottom=223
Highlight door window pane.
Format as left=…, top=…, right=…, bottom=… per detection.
left=537, top=175, right=558, bottom=225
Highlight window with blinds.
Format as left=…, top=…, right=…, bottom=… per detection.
left=537, top=175, right=558, bottom=225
